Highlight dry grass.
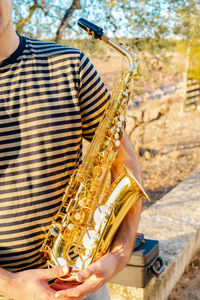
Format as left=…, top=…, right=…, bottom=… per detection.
left=169, top=251, right=200, bottom=300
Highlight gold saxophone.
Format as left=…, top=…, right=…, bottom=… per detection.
left=40, top=18, right=150, bottom=281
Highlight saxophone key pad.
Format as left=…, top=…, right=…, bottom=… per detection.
left=56, top=257, right=68, bottom=266
left=74, top=212, right=81, bottom=221
left=114, top=132, right=119, bottom=140
left=119, top=115, right=125, bottom=121
left=115, top=140, right=120, bottom=147
left=117, top=121, right=122, bottom=128
left=78, top=199, right=84, bottom=207
left=94, top=205, right=110, bottom=225
left=92, top=165, right=103, bottom=178
left=67, top=223, right=74, bottom=231
left=76, top=255, right=91, bottom=270
left=83, top=230, right=99, bottom=249
left=104, top=140, right=113, bottom=151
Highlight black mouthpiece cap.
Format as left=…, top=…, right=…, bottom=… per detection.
left=78, top=18, right=104, bottom=39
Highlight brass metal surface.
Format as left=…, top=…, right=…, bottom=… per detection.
left=40, top=19, right=150, bottom=281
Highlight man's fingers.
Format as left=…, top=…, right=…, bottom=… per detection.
left=51, top=281, right=76, bottom=291
left=39, top=266, right=70, bottom=279
left=55, top=276, right=102, bottom=298
left=77, top=260, right=104, bottom=282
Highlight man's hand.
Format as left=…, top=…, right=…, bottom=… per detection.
left=3, top=266, right=85, bottom=300
left=52, top=251, right=128, bottom=299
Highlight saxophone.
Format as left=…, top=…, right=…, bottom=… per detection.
left=40, top=18, right=150, bottom=281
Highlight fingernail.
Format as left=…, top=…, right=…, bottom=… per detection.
left=77, top=273, right=83, bottom=282
left=55, top=291, right=64, bottom=298
left=62, top=266, right=68, bottom=273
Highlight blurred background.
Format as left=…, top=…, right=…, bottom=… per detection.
left=12, top=0, right=200, bottom=202
left=12, top=1, right=200, bottom=297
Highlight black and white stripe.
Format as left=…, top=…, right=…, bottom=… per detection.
left=0, top=35, right=110, bottom=271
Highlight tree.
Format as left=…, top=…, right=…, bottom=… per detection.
left=54, top=0, right=81, bottom=43
left=12, top=0, right=199, bottom=43
left=173, top=0, right=200, bottom=41
left=13, top=0, right=49, bottom=36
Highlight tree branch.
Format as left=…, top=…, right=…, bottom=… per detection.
left=54, top=0, right=81, bottom=44
left=16, top=1, right=48, bottom=35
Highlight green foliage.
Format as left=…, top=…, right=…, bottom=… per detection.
left=61, top=38, right=108, bottom=57
left=188, top=43, right=200, bottom=80
left=172, top=40, right=188, bottom=54
left=130, top=38, right=176, bottom=53
left=173, top=0, right=200, bottom=41
left=60, top=37, right=177, bottom=58
left=12, top=0, right=199, bottom=42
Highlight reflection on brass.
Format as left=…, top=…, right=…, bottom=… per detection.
left=40, top=19, right=150, bottom=281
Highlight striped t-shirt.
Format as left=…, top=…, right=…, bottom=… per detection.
left=0, top=35, right=110, bottom=272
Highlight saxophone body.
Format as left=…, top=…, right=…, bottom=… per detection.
left=40, top=19, right=150, bottom=281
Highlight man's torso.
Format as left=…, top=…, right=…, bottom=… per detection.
left=0, top=36, right=109, bottom=272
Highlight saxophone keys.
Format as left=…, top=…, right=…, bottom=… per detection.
left=85, top=178, right=99, bottom=192
left=115, top=140, right=120, bottom=147
left=106, top=127, right=114, bottom=137
left=49, top=227, right=59, bottom=237
left=49, top=222, right=62, bottom=237
left=116, top=127, right=120, bottom=132
left=114, top=132, right=119, bottom=140
left=104, top=139, right=113, bottom=151
left=78, top=199, right=85, bottom=207
left=117, top=121, right=122, bottom=128
left=56, top=257, right=68, bottom=267
left=92, top=165, right=103, bottom=178
left=67, top=223, right=74, bottom=231
left=78, top=190, right=92, bottom=206
left=72, top=209, right=86, bottom=225
left=119, top=115, right=125, bottom=122
left=76, top=255, right=90, bottom=270
left=121, top=90, right=129, bottom=98
left=74, top=212, right=81, bottom=220
left=83, top=230, right=99, bottom=249
left=94, top=205, right=110, bottom=225
left=98, top=151, right=105, bottom=162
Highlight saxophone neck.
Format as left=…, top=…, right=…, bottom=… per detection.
left=78, top=18, right=139, bottom=77
left=107, top=38, right=139, bottom=76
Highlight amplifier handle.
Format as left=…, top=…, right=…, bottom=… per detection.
left=134, top=233, right=145, bottom=250
left=151, top=256, right=164, bottom=275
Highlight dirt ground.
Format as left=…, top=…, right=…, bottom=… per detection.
left=91, top=50, right=200, bottom=299
left=130, top=92, right=200, bottom=207
left=137, top=93, right=200, bottom=300
left=169, top=252, right=200, bottom=300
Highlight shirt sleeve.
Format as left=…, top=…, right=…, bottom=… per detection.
left=78, top=51, right=110, bottom=142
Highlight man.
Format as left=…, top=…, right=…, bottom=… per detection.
left=0, top=1, right=143, bottom=299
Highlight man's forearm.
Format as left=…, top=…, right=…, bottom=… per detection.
left=110, top=131, right=143, bottom=266
left=111, top=131, right=142, bottom=184
left=0, top=268, right=13, bottom=298
left=109, top=199, right=142, bottom=268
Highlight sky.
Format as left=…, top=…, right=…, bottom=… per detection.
left=12, top=0, right=197, bottom=40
